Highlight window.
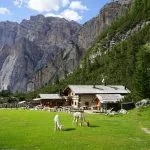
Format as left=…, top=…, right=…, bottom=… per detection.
left=85, top=102, right=89, bottom=106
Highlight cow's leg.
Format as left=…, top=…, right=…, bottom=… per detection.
left=73, top=116, right=76, bottom=125
left=76, top=117, right=79, bottom=126
left=80, top=118, right=82, bottom=126
left=54, top=122, right=57, bottom=131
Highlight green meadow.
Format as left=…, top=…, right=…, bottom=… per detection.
left=0, top=107, right=150, bottom=150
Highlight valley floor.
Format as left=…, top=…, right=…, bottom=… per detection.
left=0, top=107, right=150, bottom=150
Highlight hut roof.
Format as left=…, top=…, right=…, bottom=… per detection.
left=18, top=101, right=26, bottom=104
left=39, top=94, right=62, bottom=100
left=33, top=98, right=41, bottom=101
left=96, top=94, right=123, bottom=103
left=66, top=85, right=130, bottom=94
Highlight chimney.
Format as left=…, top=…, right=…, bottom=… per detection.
left=59, top=89, right=63, bottom=96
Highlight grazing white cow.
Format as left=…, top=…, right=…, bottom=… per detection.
left=54, top=114, right=64, bottom=131
left=73, top=112, right=85, bottom=126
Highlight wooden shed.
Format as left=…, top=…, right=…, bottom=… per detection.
left=33, top=94, right=65, bottom=107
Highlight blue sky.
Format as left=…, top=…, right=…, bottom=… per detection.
left=0, top=0, right=110, bottom=24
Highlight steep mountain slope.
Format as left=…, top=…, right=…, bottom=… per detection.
left=0, top=16, right=81, bottom=92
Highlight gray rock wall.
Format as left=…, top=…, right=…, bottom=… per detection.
left=0, top=16, right=81, bottom=92
left=77, top=0, right=132, bottom=51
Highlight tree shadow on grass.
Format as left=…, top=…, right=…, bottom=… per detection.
left=63, top=128, right=76, bottom=131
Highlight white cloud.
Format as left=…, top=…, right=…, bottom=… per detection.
left=14, top=0, right=70, bottom=12
left=45, top=13, right=62, bottom=18
left=69, top=1, right=88, bottom=11
left=14, top=0, right=23, bottom=8
left=0, top=7, right=10, bottom=15
left=62, top=0, right=70, bottom=7
left=14, top=0, right=69, bottom=12
left=61, top=9, right=82, bottom=21
left=28, top=0, right=59, bottom=12
left=45, top=9, right=82, bottom=22
left=14, top=0, right=27, bottom=8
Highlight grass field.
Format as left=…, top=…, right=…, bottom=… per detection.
left=0, top=107, right=150, bottom=150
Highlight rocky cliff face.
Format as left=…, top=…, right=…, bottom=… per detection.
left=0, top=16, right=81, bottom=92
left=77, top=0, right=132, bottom=51
left=0, top=0, right=132, bottom=92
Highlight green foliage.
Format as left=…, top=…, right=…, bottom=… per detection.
left=0, top=90, right=12, bottom=97
left=55, top=75, right=60, bottom=84
left=0, top=90, right=13, bottom=103
left=14, top=92, right=27, bottom=101
left=135, top=44, right=150, bottom=100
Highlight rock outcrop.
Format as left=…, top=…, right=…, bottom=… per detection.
left=77, top=0, right=132, bottom=51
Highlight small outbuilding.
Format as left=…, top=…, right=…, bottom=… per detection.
left=33, top=94, right=65, bottom=107
left=95, top=94, right=124, bottom=111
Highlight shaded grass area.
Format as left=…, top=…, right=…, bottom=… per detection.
left=0, top=107, right=150, bottom=150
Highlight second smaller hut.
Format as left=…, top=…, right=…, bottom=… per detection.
left=33, top=94, right=65, bottom=108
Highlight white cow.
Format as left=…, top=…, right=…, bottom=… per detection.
left=54, top=114, right=64, bottom=131
left=73, top=112, right=85, bottom=126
